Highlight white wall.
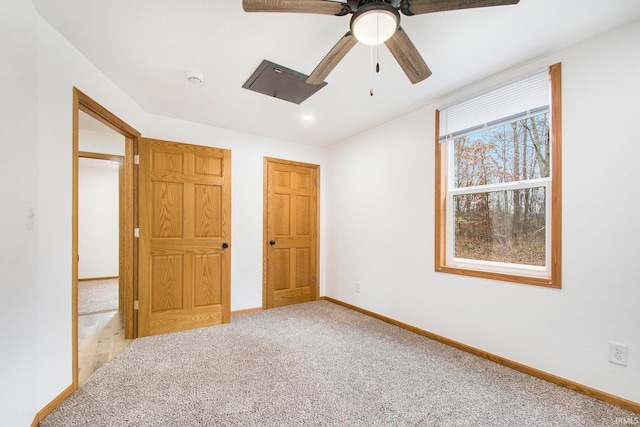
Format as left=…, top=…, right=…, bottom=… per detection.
left=326, top=20, right=640, bottom=404
left=0, top=0, right=39, bottom=425
left=34, top=15, right=326, bottom=415
left=79, top=127, right=125, bottom=155
left=78, top=160, right=120, bottom=279
left=77, top=125, right=125, bottom=280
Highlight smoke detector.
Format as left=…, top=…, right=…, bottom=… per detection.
left=186, top=71, right=204, bottom=84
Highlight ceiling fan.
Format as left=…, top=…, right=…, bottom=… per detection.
left=242, top=0, right=520, bottom=85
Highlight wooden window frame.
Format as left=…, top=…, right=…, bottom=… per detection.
left=435, top=63, right=562, bottom=288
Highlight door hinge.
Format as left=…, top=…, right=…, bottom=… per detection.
left=134, top=227, right=140, bottom=237
left=134, top=154, right=140, bottom=165
left=134, top=300, right=139, bottom=310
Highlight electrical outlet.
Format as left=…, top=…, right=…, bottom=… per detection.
left=608, top=342, right=628, bottom=366
left=355, top=282, right=361, bottom=293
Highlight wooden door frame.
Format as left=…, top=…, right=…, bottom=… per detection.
left=72, top=88, right=140, bottom=390
left=262, top=157, right=320, bottom=309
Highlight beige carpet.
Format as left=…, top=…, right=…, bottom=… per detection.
left=78, top=279, right=118, bottom=315
left=41, top=301, right=634, bottom=426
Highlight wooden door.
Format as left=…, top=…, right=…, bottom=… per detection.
left=138, top=138, right=231, bottom=337
left=264, top=158, right=318, bottom=308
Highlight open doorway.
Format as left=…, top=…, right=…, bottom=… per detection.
left=72, top=88, right=140, bottom=389
left=77, top=112, right=131, bottom=385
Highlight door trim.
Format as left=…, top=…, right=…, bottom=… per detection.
left=72, top=88, right=140, bottom=390
left=262, top=157, right=320, bottom=309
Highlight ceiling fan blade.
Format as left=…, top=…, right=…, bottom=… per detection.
left=243, top=0, right=348, bottom=15
left=306, top=32, right=358, bottom=85
left=401, top=0, right=519, bottom=15
left=384, top=27, right=432, bottom=84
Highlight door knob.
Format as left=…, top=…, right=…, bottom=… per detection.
left=269, top=240, right=276, bottom=246
left=222, top=242, right=229, bottom=249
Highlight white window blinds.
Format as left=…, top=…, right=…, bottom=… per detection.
left=439, top=68, right=550, bottom=142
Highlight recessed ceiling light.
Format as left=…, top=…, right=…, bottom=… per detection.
left=302, top=115, right=313, bottom=121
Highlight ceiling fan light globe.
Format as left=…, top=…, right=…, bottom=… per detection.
left=351, top=9, right=398, bottom=46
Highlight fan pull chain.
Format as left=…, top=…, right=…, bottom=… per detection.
left=370, top=45, right=374, bottom=96
left=370, top=45, right=381, bottom=96
left=369, top=13, right=382, bottom=97
left=376, top=12, right=381, bottom=73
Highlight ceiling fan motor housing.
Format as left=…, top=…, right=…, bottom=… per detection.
left=350, top=2, right=400, bottom=45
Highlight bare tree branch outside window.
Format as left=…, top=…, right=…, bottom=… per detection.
left=453, top=113, right=549, bottom=266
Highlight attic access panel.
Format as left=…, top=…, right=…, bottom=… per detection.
left=242, top=60, right=327, bottom=104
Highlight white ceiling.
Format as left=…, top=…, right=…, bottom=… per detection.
left=33, top=0, right=640, bottom=146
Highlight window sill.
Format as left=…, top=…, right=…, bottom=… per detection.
left=435, top=264, right=560, bottom=288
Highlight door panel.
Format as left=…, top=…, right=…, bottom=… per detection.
left=193, top=253, right=222, bottom=307
left=265, top=159, right=318, bottom=308
left=194, top=185, right=222, bottom=237
left=152, top=182, right=183, bottom=237
left=151, top=254, right=183, bottom=311
left=296, top=248, right=311, bottom=286
left=139, top=138, right=230, bottom=337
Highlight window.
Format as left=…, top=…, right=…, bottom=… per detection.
left=435, top=63, right=561, bottom=287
